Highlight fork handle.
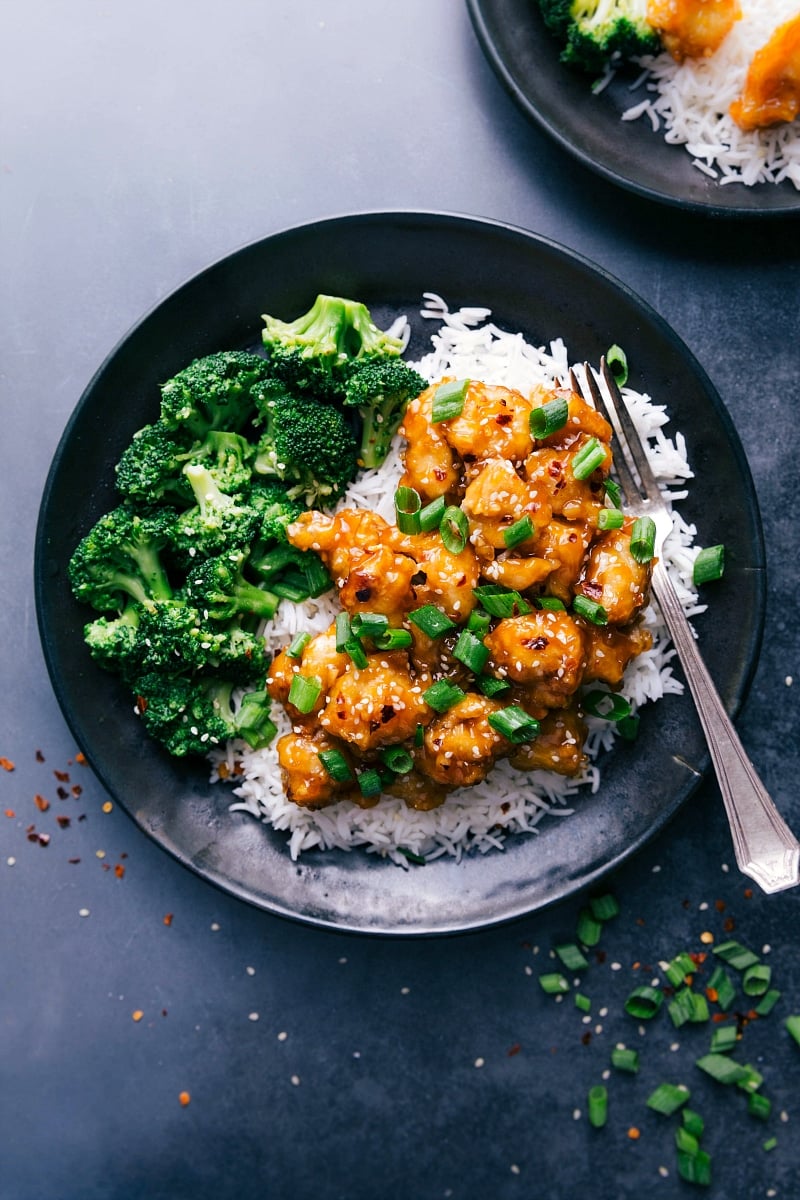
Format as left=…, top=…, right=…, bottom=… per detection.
left=652, top=563, right=800, bottom=894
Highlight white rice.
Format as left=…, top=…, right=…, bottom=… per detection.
left=213, top=295, right=707, bottom=866
left=620, top=0, right=800, bottom=189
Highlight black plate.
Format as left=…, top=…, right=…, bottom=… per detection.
left=467, top=0, right=800, bottom=217
left=35, top=212, right=765, bottom=935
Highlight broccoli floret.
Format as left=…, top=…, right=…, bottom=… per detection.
left=540, top=0, right=660, bottom=72
left=169, top=464, right=261, bottom=563
left=158, top=350, right=269, bottom=441
left=68, top=505, right=175, bottom=613
left=342, top=357, right=426, bottom=469
left=252, top=386, right=359, bottom=505
left=249, top=542, right=332, bottom=601
left=246, top=479, right=306, bottom=547
left=114, top=423, right=196, bottom=507
left=185, top=550, right=279, bottom=623
left=83, top=602, right=143, bottom=675
left=132, top=671, right=239, bottom=756
left=260, top=294, right=405, bottom=398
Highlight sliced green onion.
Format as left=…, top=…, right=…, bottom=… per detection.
left=669, top=987, right=709, bottom=1028
left=357, top=768, right=383, bottom=799
left=534, top=595, right=565, bottom=611
left=576, top=908, right=603, bottom=947
left=466, top=609, right=492, bottom=637
left=712, top=940, right=760, bottom=971
left=453, top=628, right=490, bottom=675
left=589, top=893, right=619, bottom=922
left=399, top=847, right=426, bottom=866
left=707, top=965, right=736, bottom=1011
left=787, top=1014, right=800, bottom=1048
left=748, top=1092, right=772, bottom=1122
left=538, top=972, right=570, bottom=995
left=350, top=611, right=390, bottom=641
left=301, top=553, right=332, bottom=598
left=529, top=395, right=569, bottom=439
left=488, top=706, right=540, bottom=744
left=408, top=604, right=456, bottom=639
left=374, top=627, right=414, bottom=651
left=763, top=1136, right=778, bottom=1152
left=606, top=344, right=628, bottom=387
left=675, top=1125, right=700, bottom=1157
left=413, top=723, right=424, bottom=748
left=646, top=1083, right=691, bottom=1115
left=344, top=638, right=369, bottom=669
left=431, top=378, right=470, bottom=423
left=630, top=515, right=657, bottom=563
left=286, top=631, right=311, bottom=659
left=271, top=575, right=311, bottom=602
left=624, top=986, right=664, bottom=1020
left=503, top=514, right=534, bottom=549
left=682, top=1109, right=705, bottom=1139
left=380, top=745, right=414, bottom=775
left=582, top=691, right=632, bottom=721
left=616, top=714, right=640, bottom=741
left=423, top=680, right=465, bottom=713
left=287, top=673, right=322, bottom=714
left=317, top=748, right=353, bottom=783
left=597, top=507, right=624, bottom=531
left=419, top=494, right=447, bottom=533
left=335, top=611, right=352, bottom=653
left=709, top=1024, right=738, bottom=1055
left=695, top=1053, right=749, bottom=1086
left=677, top=1148, right=711, bottom=1187
left=611, top=1046, right=639, bottom=1074
left=555, top=943, right=589, bottom=971
left=693, top=544, right=725, bottom=586
left=440, top=505, right=469, bottom=554
left=664, top=952, right=697, bottom=987
left=604, top=478, right=622, bottom=508
left=572, top=595, right=608, bottom=626
left=477, top=674, right=511, bottom=698
left=742, top=963, right=772, bottom=997
left=736, top=1064, right=763, bottom=1094
left=473, top=584, right=532, bottom=617
left=587, top=1085, right=608, bottom=1129
left=394, top=485, right=422, bottom=534
left=574, top=992, right=591, bottom=1013
left=571, top=437, right=606, bottom=481
left=755, top=989, right=781, bottom=1017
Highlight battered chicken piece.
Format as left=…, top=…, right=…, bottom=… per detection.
left=575, top=519, right=653, bottom=626
left=267, top=625, right=349, bottom=716
left=337, top=546, right=418, bottom=625
left=393, top=531, right=481, bottom=622
left=533, top=518, right=593, bottom=605
left=418, top=694, right=507, bottom=789
left=647, top=0, right=741, bottom=62
left=320, top=652, right=432, bottom=753
left=440, top=381, right=535, bottom=465
left=288, top=509, right=394, bottom=581
left=524, top=437, right=610, bottom=523
left=508, top=706, right=588, bottom=778
left=532, top=388, right=612, bottom=448
left=581, top=621, right=654, bottom=688
left=480, top=552, right=554, bottom=593
left=276, top=727, right=356, bottom=809
left=461, top=457, right=552, bottom=556
left=483, top=609, right=587, bottom=708
left=384, top=768, right=448, bottom=812
left=397, top=382, right=461, bottom=502
left=730, top=13, right=800, bottom=131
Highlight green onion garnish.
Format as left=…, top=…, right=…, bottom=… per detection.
left=582, top=691, right=632, bottom=721
left=695, top=1053, right=749, bottom=1086
left=344, top=638, right=369, bottom=669
left=574, top=992, right=591, bottom=1013
left=675, top=1126, right=700, bottom=1157
left=413, top=723, right=424, bottom=748
left=374, top=627, right=414, bottom=651
left=571, top=437, right=606, bottom=481
left=350, top=611, right=390, bottom=641
left=380, top=746, right=414, bottom=775
left=646, top=1083, right=691, bottom=1115
left=440, top=505, right=469, bottom=554
left=682, top=1109, right=705, bottom=1139
left=394, top=485, right=422, bottom=534
left=785, top=1014, right=800, bottom=1048
left=597, top=508, right=624, bottom=531
left=357, top=768, right=383, bottom=799
left=604, top=478, right=622, bottom=508
left=576, top=908, right=603, bottom=947
left=616, top=714, right=640, bottom=741
left=287, top=673, right=322, bottom=714
left=742, top=963, right=772, bottom=997
left=317, top=748, right=353, bottom=783
left=453, top=628, right=490, bottom=675
left=503, top=514, right=534, bottom=550
left=286, top=631, right=311, bottom=659
left=476, top=674, right=511, bottom=698
left=748, top=1092, right=772, bottom=1121
left=431, top=378, right=470, bottom=424
left=398, top=847, right=426, bottom=866
left=538, top=972, right=570, bottom=995
left=419, top=494, right=447, bottom=533
left=664, top=952, right=696, bottom=987
left=422, top=680, right=465, bottom=713
left=630, top=515, right=657, bottom=563
left=335, top=611, right=352, bottom=653
left=529, top=395, right=569, bottom=439
left=534, top=596, right=565, bottom=611
left=736, top=1064, right=763, bottom=1094
left=709, top=1024, right=738, bottom=1055
left=572, top=595, right=608, bottom=626
left=466, top=609, right=492, bottom=637
left=587, top=1085, right=608, bottom=1129
left=755, top=989, right=781, bottom=1017
left=707, top=965, right=736, bottom=1011
left=611, top=1046, right=639, bottom=1074
left=677, top=1148, right=711, bottom=1187
left=606, top=344, right=628, bottom=388
left=473, top=584, right=532, bottom=617
left=555, top=943, right=589, bottom=972
left=712, top=940, right=760, bottom=971
left=271, top=576, right=311, bottom=603
left=301, top=553, right=332, bottom=598
left=488, top=706, right=540, bottom=744
left=589, top=893, right=619, bottom=922
left=624, top=985, right=663, bottom=1020
left=669, top=987, right=709, bottom=1028
left=408, top=604, right=456, bottom=639
left=693, top=544, right=725, bottom=586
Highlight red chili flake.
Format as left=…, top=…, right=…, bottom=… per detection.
left=581, top=1031, right=592, bottom=1045
left=56, top=815, right=71, bottom=829
left=706, top=987, right=719, bottom=1003
left=714, top=899, right=726, bottom=912
left=632, top=960, right=641, bottom=970
left=635, top=917, right=646, bottom=926
left=34, top=833, right=50, bottom=847
left=4, top=809, right=15, bottom=819
left=101, top=863, right=111, bottom=872
left=75, top=752, right=87, bottom=765
left=723, top=917, right=736, bottom=933
left=114, top=863, right=125, bottom=879
left=34, top=794, right=50, bottom=812
left=0, top=757, right=15, bottom=772
left=71, top=785, right=82, bottom=798
left=178, top=1091, right=191, bottom=1107
left=433, top=468, right=447, bottom=481
left=161, top=1009, right=168, bottom=1017
left=712, top=1012, right=729, bottom=1024
left=689, top=952, right=708, bottom=965
left=78, top=813, right=87, bottom=822
left=56, top=786, right=69, bottom=800
left=595, top=950, right=607, bottom=964
left=36, top=750, right=45, bottom=762
left=163, top=913, right=174, bottom=926
left=743, top=888, right=753, bottom=899
left=627, top=1127, right=641, bottom=1141
left=120, top=852, right=128, bottom=860
left=68, top=857, right=81, bottom=864
left=53, top=770, right=70, bottom=782
left=507, top=1043, right=522, bottom=1057
left=681, top=898, right=691, bottom=909
left=495, top=413, right=512, bottom=426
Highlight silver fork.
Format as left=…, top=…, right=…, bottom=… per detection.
left=572, top=359, right=800, bottom=895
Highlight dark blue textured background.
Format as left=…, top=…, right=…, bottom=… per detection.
left=2, top=3, right=799, bottom=1197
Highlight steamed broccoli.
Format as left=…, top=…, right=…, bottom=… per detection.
left=114, top=423, right=196, bottom=507
left=185, top=550, right=279, bottom=623
left=132, top=671, right=275, bottom=756
left=251, top=383, right=359, bottom=504
left=539, top=0, right=660, bottom=72
left=246, top=479, right=306, bottom=547
left=342, top=357, right=427, bottom=469
left=158, top=350, right=269, bottom=440
left=169, top=464, right=261, bottom=563
left=83, top=602, right=143, bottom=675
left=68, top=504, right=175, bottom=613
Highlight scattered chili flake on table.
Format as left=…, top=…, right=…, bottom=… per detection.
left=163, top=913, right=174, bottom=926
left=4, top=809, right=15, bottom=818
left=74, top=752, right=87, bottom=765
left=114, top=863, right=125, bottom=879
left=102, top=802, right=113, bottom=814
left=53, top=770, right=69, bottom=782
left=56, top=815, right=71, bottom=829
left=132, top=1010, right=143, bottom=1022
left=178, top=1091, right=191, bottom=1107
left=34, top=795, right=50, bottom=812
left=628, top=1127, right=641, bottom=1140
left=0, top=757, right=15, bottom=772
